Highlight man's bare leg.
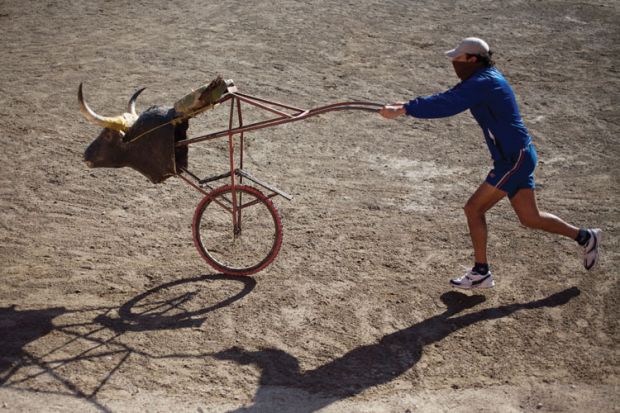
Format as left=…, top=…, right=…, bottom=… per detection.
left=509, top=188, right=579, bottom=238
left=463, top=182, right=507, bottom=264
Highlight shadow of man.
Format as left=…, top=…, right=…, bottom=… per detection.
left=215, top=287, right=580, bottom=413
left=0, top=305, right=66, bottom=384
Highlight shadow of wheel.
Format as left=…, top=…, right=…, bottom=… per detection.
left=94, top=274, right=256, bottom=332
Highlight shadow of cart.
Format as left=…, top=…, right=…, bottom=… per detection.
left=0, top=273, right=256, bottom=412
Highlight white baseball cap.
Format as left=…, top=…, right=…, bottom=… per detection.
left=445, top=37, right=490, bottom=58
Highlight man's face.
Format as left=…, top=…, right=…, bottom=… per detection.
left=451, top=54, right=481, bottom=81
left=452, top=54, right=478, bottom=63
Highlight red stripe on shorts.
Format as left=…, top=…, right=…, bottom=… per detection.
left=495, top=149, right=525, bottom=189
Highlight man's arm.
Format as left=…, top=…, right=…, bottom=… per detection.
left=380, top=78, right=487, bottom=120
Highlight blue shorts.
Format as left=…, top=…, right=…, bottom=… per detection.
left=486, top=144, right=538, bottom=198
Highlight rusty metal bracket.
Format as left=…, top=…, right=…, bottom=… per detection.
left=235, top=169, right=293, bottom=201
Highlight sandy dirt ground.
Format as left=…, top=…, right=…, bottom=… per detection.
left=1, top=0, right=618, bottom=412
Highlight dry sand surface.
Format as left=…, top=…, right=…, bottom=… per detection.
left=1, top=0, right=618, bottom=412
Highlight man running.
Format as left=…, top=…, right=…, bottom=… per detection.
left=379, top=37, right=602, bottom=289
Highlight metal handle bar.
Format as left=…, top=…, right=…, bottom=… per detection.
left=305, top=101, right=383, bottom=115
left=177, top=98, right=385, bottom=147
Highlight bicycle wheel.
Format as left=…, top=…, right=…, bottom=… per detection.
left=192, top=185, right=283, bottom=276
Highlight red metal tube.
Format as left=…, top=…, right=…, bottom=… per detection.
left=177, top=99, right=383, bottom=148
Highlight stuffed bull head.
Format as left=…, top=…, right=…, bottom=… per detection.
left=79, top=77, right=229, bottom=184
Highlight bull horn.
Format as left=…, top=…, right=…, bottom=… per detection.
left=78, top=83, right=131, bottom=132
left=127, top=87, right=146, bottom=117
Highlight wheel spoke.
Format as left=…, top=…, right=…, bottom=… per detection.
left=192, top=186, right=283, bottom=275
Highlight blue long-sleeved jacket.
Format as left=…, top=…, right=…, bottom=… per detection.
left=404, top=67, right=532, bottom=162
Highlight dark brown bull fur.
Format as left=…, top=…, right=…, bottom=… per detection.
left=81, top=77, right=231, bottom=183
left=83, top=106, right=188, bottom=184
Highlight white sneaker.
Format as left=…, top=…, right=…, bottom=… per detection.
left=583, top=228, right=602, bottom=270
left=450, top=270, right=495, bottom=290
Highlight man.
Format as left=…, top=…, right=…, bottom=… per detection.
left=379, top=37, right=602, bottom=290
